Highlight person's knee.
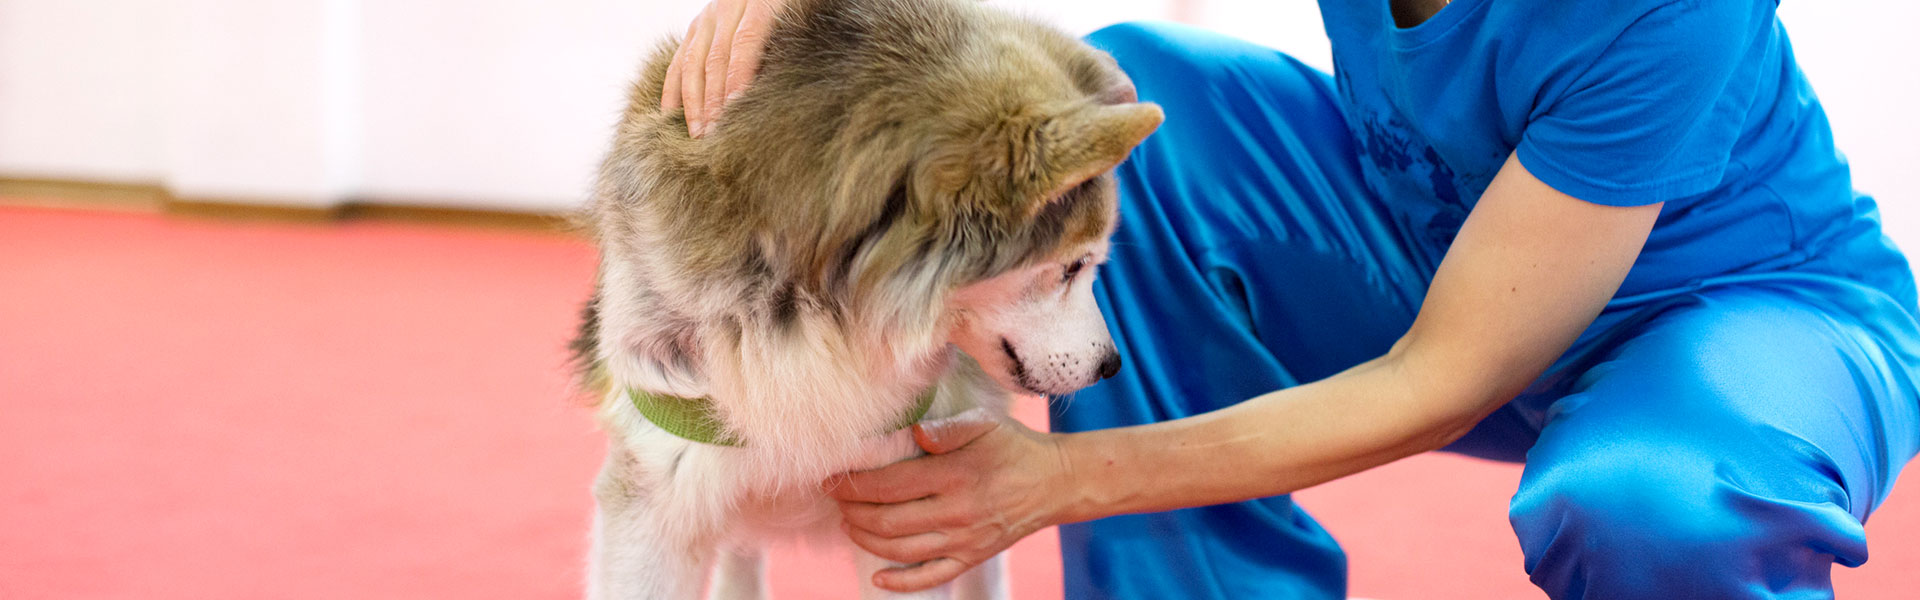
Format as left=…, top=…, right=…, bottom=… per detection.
left=1084, top=21, right=1333, bottom=121
left=1084, top=21, right=1186, bottom=60
left=1084, top=21, right=1291, bottom=83
left=1510, top=439, right=1864, bottom=598
left=1083, top=21, right=1221, bottom=86
left=1512, top=448, right=1724, bottom=560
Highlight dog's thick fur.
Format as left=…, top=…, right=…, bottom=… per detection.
left=574, top=0, right=1160, bottom=597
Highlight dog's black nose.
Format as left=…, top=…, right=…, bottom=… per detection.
left=1097, top=352, right=1122, bottom=380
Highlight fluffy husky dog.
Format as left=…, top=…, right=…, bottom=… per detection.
left=573, top=0, right=1160, bottom=597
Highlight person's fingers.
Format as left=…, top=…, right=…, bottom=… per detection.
left=839, top=496, right=968, bottom=538
left=873, top=557, right=974, bottom=592
left=909, top=407, right=1000, bottom=455
left=824, top=469, right=935, bottom=505
left=701, top=0, right=751, bottom=131
left=680, top=8, right=716, bottom=137
left=825, top=457, right=962, bottom=504
left=721, top=0, right=776, bottom=102
left=660, top=41, right=684, bottom=111
left=843, top=525, right=950, bottom=564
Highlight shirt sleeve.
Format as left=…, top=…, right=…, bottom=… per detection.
left=1515, top=0, right=1763, bottom=207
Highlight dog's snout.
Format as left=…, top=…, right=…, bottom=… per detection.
left=1097, top=351, right=1122, bottom=380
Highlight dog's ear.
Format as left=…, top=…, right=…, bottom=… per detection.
left=930, top=101, right=1162, bottom=216
left=1026, top=101, right=1162, bottom=212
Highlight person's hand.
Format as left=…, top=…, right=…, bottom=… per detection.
left=662, top=0, right=785, bottom=137
left=824, top=408, right=1080, bottom=592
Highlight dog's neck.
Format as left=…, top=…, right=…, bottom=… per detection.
left=610, top=308, right=951, bottom=459
left=624, top=385, right=937, bottom=447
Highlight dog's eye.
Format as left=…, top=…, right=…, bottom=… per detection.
left=1062, top=257, right=1089, bottom=283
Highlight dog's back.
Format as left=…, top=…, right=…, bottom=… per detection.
left=583, top=0, right=1139, bottom=336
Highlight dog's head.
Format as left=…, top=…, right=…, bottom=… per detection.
left=823, top=16, right=1159, bottom=396
left=604, top=0, right=1159, bottom=399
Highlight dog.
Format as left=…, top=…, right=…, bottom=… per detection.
left=572, top=0, right=1160, bottom=596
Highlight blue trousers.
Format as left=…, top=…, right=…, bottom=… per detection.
left=1057, top=22, right=1920, bottom=599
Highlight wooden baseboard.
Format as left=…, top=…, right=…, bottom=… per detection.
left=164, top=197, right=340, bottom=223
left=0, top=177, right=170, bottom=212
left=0, top=176, right=576, bottom=234
left=337, top=203, right=579, bottom=234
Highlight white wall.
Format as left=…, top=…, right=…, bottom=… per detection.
left=1777, top=2, right=1920, bottom=237
left=0, top=1, right=1912, bottom=220
left=354, top=0, right=696, bottom=210
left=0, top=0, right=171, bottom=182
left=161, top=0, right=361, bottom=205
left=0, top=0, right=699, bottom=209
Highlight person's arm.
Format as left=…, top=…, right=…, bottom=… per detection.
left=1065, top=153, right=1658, bottom=514
left=829, top=154, right=1662, bottom=591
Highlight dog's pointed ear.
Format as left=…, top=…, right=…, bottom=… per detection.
left=928, top=101, right=1162, bottom=214
left=1030, top=101, right=1162, bottom=210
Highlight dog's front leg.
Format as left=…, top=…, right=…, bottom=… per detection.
left=946, top=553, right=1007, bottom=600
left=851, top=549, right=1008, bottom=600
left=706, top=547, right=766, bottom=600
left=587, top=444, right=713, bottom=600
left=854, top=549, right=950, bottom=600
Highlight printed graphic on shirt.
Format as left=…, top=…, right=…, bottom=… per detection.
left=1338, top=69, right=1466, bottom=212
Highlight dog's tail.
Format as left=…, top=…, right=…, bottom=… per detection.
left=568, top=289, right=610, bottom=404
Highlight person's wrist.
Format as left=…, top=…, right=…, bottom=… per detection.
left=1049, top=431, right=1114, bottom=525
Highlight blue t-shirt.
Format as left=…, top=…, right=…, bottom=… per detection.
left=1318, top=0, right=1914, bottom=306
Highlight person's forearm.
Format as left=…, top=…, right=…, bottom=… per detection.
left=1055, top=350, right=1497, bottom=522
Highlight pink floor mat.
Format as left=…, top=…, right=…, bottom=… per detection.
left=2, top=205, right=1914, bottom=599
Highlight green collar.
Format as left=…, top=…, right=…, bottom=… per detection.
left=627, top=387, right=937, bottom=447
